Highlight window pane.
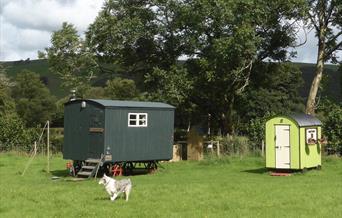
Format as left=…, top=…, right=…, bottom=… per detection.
left=139, top=120, right=146, bottom=125
left=129, top=114, right=137, bottom=120
left=129, top=120, right=136, bottom=125
left=139, top=114, right=146, bottom=119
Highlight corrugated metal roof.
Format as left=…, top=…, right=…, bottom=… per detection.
left=288, top=113, right=322, bottom=127
left=88, top=99, right=175, bottom=109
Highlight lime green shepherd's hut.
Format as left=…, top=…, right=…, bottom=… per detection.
left=265, top=114, right=323, bottom=170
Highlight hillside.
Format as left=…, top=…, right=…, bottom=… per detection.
left=296, top=62, right=341, bottom=102
left=1, top=60, right=341, bottom=102
left=1, top=59, right=65, bottom=97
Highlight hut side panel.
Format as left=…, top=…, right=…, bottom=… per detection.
left=299, top=126, right=321, bottom=168
left=63, top=102, right=105, bottom=160
left=105, top=108, right=174, bottom=162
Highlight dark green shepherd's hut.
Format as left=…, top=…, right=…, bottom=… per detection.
left=63, top=99, right=174, bottom=176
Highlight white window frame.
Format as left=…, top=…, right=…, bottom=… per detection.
left=306, top=128, right=317, bottom=144
left=128, top=113, right=148, bottom=127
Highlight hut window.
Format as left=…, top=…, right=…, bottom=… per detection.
left=306, top=128, right=317, bottom=144
left=128, top=113, right=148, bottom=127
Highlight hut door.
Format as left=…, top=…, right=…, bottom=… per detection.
left=89, top=113, right=104, bottom=158
left=275, top=125, right=290, bottom=169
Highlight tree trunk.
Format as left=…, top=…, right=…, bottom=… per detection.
left=305, top=1, right=326, bottom=115
left=305, top=47, right=325, bottom=115
left=221, top=95, right=235, bottom=136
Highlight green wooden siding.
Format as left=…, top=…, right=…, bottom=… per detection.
left=299, top=126, right=321, bottom=168
left=265, top=115, right=321, bottom=170
left=63, top=101, right=105, bottom=160
left=104, top=108, right=174, bottom=162
left=63, top=99, right=174, bottom=162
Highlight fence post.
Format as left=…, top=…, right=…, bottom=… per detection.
left=261, top=140, right=265, bottom=157
left=217, top=141, right=220, bottom=157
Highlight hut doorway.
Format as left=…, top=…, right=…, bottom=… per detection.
left=275, top=125, right=290, bottom=169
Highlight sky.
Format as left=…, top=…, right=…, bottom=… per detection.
left=0, top=0, right=338, bottom=63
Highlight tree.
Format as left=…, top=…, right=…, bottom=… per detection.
left=237, top=62, right=304, bottom=122
left=0, top=64, right=15, bottom=115
left=324, top=102, right=342, bottom=154
left=86, top=0, right=185, bottom=82
left=180, top=0, right=305, bottom=134
left=87, top=0, right=308, bottom=134
left=41, top=22, right=98, bottom=97
left=105, top=78, right=138, bottom=100
left=12, top=70, right=56, bottom=127
left=305, top=0, right=342, bottom=114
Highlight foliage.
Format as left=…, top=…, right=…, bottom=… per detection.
left=214, top=135, right=250, bottom=156
left=340, top=64, right=342, bottom=96
left=319, top=100, right=342, bottom=154
left=50, top=128, right=64, bottom=153
left=12, top=70, right=57, bottom=127
left=0, top=64, right=15, bottom=115
left=42, top=22, right=98, bottom=96
left=87, top=0, right=308, bottom=134
left=237, top=62, right=304, bottom=122
left=145, top=66, right=193, bottom=105
left=0, top=115, right=37, bottom=152
left=246, top=112, right=276, bottom=151
left=104, top=78, right=138, bottom=100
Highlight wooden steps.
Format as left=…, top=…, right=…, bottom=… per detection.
left=76, top=158, right=102, bottom=178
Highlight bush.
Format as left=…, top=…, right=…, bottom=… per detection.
left=215, top=135, right=250, bottom=155
left=0, top=115, right=37, bottom=152
left=323, top=103, right=342, bottom=155
left=246, top=112, right=275, bottom=151
left=50, top=128, right=64, bottom=153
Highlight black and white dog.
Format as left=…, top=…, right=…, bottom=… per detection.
left=98, top=174, right=132, bottom=202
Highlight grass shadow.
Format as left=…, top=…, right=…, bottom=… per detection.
left=242, top=168, right=269, bottom=174
left=94, top=197, right=109, bottom=201
left=50, top=170, right=70, bottom=177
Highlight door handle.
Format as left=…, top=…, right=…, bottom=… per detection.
left=275, top=146, right=280, bottom=149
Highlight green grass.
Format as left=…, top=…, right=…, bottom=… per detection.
left=0, top=153, right=341, bottom=218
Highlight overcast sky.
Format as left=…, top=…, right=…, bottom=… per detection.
left=0, top=0, right=338, bottom=63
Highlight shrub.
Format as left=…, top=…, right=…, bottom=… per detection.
left=215, top=135, right=250, bottom=156
left=50, top=128, right=64, bottom=153
left=246, top=112, right=275, bottom=151
left=323, top=103, right=342, bottom=155
left=0, top=115, right=37, bottom=152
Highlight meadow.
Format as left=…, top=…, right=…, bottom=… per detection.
left=0, top=153, right=341, bottom=218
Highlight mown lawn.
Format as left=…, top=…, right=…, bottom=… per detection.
left=0, top=153, right=341, bottom=218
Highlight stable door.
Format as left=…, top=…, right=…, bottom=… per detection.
left=275, top=125, right=290, bottom=169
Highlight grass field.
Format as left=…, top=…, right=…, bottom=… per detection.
left=0, top=153, right=341, bottom=218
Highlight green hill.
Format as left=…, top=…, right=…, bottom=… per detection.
left=1, top=59, right=65, bottom=97
left=295, top=62, right=341, bottom=102
left=1, top=60, right=341, bottom=102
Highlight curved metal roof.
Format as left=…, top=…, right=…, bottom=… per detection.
left=66, top=99, right=175, bottom=109
left=288, top=113, right=322, bottom=127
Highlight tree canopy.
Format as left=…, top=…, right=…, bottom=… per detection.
left=12, top=70, right=56, bottom=127
left=86, top=0, right=307, bottom=134
left=40, top=22, right=98, bottom=97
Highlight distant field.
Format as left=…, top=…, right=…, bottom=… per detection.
left=0, top=153, right=341, bottom=217
left=1, top=60, right=340, bottom=101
